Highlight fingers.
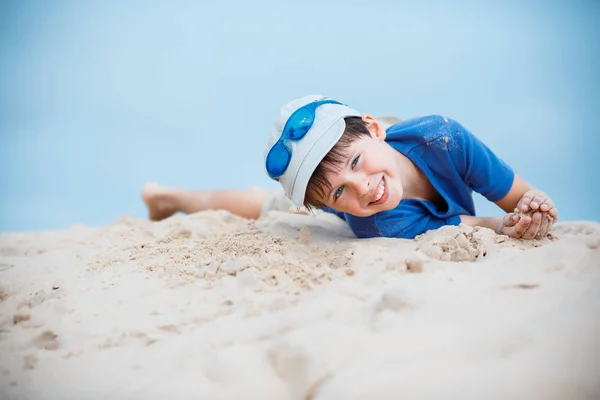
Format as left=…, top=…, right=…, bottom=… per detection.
left=520, top=191, right=540, bottom=212
left=520, top=191, right=534, bottom=212
left=528, top=193, right=548, bottom=211
left=538, top=198, right=558, bottom=220
left=521, top=190, right=548, bottom=212
left=535, top=212, right=550, bottom=239
left=521, top=212, right=542, bottom=240
left=546, top=215, right=556, bottom=234
left=519, top=190, right=559, bottom=223
left=502, top=213, right=519, bottom=228
left=498, top=213, right=520, bottom=234
left=501, top=211, right=556, bottom=240
left=502, top=214, right=532, bottom=238
left=514, top=215, right=532, bottom=238
left=538, top=194, right=556, bottom=212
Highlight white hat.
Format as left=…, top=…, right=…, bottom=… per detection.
left=264, top=95, right=362, bottom=206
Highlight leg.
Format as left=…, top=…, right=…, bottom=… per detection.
left=141, top=182, right=273, bottom=221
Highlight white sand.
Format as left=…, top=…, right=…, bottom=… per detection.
left=1, top=210, right=599, bottom=399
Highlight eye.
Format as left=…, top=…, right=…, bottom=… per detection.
left=351, top=155, right=360, bottom=169
left=334, top=185, right=344, bottom=200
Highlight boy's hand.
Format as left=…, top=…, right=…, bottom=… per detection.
left=498, top=211, right=554, bottom=240
left=517, top=189, right=559, bottom=219
left=498, top=212, right=534, bottom=239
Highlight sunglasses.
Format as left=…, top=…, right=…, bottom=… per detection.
left=266, top=99, right=343, bottom=180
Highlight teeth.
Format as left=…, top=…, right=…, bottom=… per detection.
left=374, top=179, right=385, bottom=202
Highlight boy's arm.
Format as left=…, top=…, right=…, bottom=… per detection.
left=494, top=173, right=559, bottom=218
left=460, top=174, right=556, bottom=239
left=459, top=215, right=502, bottom=232
left=459, top=214, right=540, bottom=238
left=442, top=117, right=557, bottom=219
left=494, top=174, right=531, bottom=213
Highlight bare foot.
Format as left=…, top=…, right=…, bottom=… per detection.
left=141, top=182, right=182, bottom=221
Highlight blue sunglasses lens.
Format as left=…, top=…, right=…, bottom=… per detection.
left=266, top=141, right=291, bottom=179
left=286, top=109, right=314, bottom=139
left=266, top=99, right=343, bottom=180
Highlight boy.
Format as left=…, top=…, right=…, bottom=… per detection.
left=142, top=95, right=557, bottom=240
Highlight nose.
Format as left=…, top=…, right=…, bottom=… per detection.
left=348, top=173, right=370, bottom=196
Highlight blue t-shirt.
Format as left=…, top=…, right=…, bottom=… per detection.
left=323, top=115, right=514, bottom=239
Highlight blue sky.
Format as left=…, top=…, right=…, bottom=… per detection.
left=1, top=0, right=599, bottom=231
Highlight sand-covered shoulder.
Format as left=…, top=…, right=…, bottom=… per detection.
left=1, top=211, right=599, bottom=399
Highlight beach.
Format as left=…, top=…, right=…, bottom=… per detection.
left=1, top=210, right=599, bottom=399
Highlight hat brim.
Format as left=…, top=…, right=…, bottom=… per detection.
left=289, top=118, right=348, bottom=206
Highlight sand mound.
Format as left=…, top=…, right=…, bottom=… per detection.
left=1, top=211, right=599, bottom=399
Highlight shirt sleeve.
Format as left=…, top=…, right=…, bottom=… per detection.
left=443, top=117, right=514, bottom=202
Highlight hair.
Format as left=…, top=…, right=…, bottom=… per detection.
left=303, top=116, right=372, bottom=209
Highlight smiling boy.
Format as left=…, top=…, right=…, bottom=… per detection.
left=142, top=95, right=557, bottom=240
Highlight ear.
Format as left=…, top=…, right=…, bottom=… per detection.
left=362, top=115, right=387, bottom=140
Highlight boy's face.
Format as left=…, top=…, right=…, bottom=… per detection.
left=313, top=117, right=404, bottom=217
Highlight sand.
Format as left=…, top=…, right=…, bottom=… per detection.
left=1, top=210, right=599, bottom=399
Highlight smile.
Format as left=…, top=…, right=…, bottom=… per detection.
left=369, top=177, right=389, bottom=206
